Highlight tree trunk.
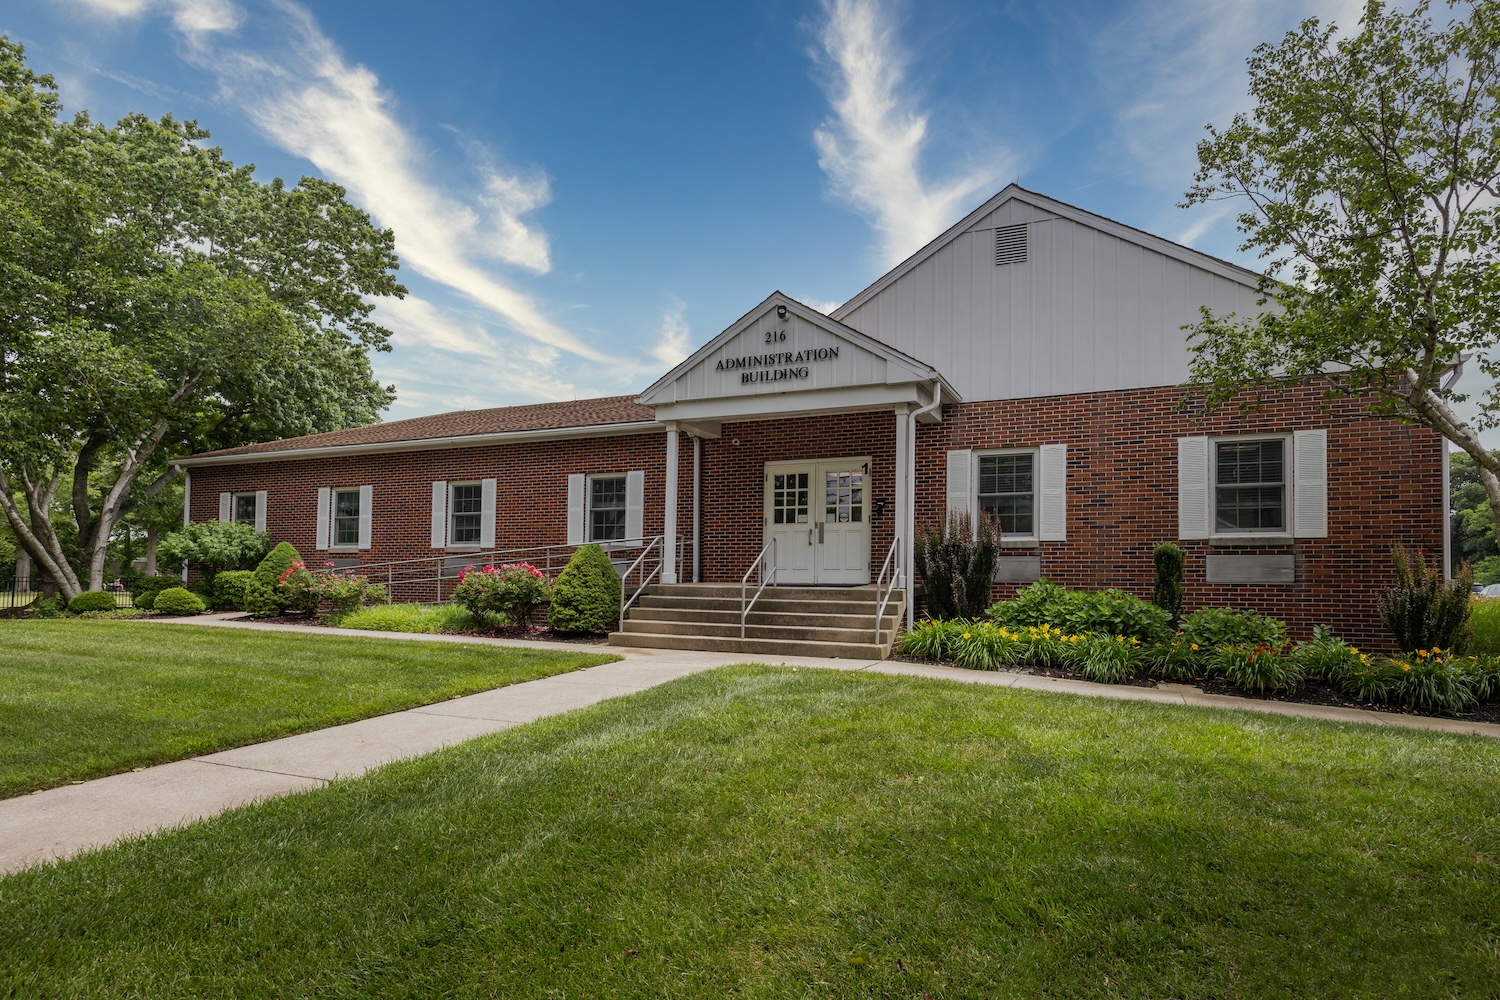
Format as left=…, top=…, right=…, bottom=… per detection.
left=13, top=546, right=29, bottom=586
left=145, top=527, right=158, bottom=577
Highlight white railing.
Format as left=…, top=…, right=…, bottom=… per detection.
left=329, top=537, right=690, bottom=608
left=619, top=536, right=665, bottom=626
left=740, top=538, right=777, bottom=639
left=873, top=536, right=903, bottom=648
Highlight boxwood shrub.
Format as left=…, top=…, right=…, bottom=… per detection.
left=548, top=544, right=621, bottom=633
left=153, top=587, right=206, bottom=616
left=67, top=590, right=119, bottom=614
left=127, top=575, right=180, bottom=611
left=212, top=570, right=258, bottom=611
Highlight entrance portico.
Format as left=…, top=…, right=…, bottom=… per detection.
left=637, top=292, right=958, bottom=627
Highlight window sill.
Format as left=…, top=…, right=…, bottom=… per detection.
left=444, top=545, right=482, bottom=552
left=1209, top=534, right=1294, bottom=547
left=999, top=538, right=1039, bottom=549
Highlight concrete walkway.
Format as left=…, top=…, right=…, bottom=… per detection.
left=3, top=615, right=1497, bottom=876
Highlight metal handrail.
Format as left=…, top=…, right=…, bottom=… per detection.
left=873, top=535, right=902, bottom=648
left=740, top=538, right=777, bottom=639
left=619, top=535, right=664, bottom=626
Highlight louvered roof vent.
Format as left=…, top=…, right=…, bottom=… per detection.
left=995, top=224, right=1027, bottom=266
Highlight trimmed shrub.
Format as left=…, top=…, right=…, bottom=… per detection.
left=243, top=580, right=280, bottom=618
left=914, top=510, right=999, bottom=620
left=212, top=570, right=257, bottom=611
left=1180, top=607, right=1287, bottom=651
left=1379, top=544, right=1472, bottom=654
left=251, top=542, right=303, bottom=614
left=548, top=544, right=622, bottom=633
left=67, top=590, right=118, bottom=614
left=1152, top=542, right=1185, bottom=625
left=128, top=575, right=180, bottom=611
left=153, top=587, right=206, bottom=616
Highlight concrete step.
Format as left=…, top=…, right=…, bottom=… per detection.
left=636, top=595, right=891, bottom=616
left=626, top=606, right=901, bottom=630
left=606, top=630, right=887, bottom=659
left=649, top=583, right=884, bottom=602
left=618, top=618, right=897, bottom=643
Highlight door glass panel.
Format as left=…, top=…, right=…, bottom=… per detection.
left=825, top=471, right=864, bottom=524
left=772, top=472, right=809, bottom=525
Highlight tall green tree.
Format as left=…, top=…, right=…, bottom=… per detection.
left=0, top=38, right=404, bottom=599
left=1183, top=0, right=1500, bottom=549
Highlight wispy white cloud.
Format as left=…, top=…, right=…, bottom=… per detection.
left=811, top=0, right=1014, bottom=269
left=69, top=0, right=625, bottom=371
left=650, top=298, right=693, bottom=367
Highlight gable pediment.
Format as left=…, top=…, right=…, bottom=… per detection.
left=637, top=292, right=948, bottom=408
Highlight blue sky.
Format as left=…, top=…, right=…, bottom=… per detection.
left=5, top=0, right=1370, bottom=421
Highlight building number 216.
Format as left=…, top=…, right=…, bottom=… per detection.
left=764, top=329, right=787, bottom=343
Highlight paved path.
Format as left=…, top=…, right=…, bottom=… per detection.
left=3, top=616, right=1497, bottom=875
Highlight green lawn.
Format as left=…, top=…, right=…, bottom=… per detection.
left=0, top=620, right=616, bottom=797
left=2, top=667, right=1497, bottom=998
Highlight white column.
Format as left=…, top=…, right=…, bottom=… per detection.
left=894, top=407, right=913, bottom=626
left=692, top=434, right=702, bottom=583
left=663, top=425, right=680, bottom=585
left=905, top=412, right=918, bottom=629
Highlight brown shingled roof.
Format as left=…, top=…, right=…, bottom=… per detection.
left=185, top=395, right=658, bottom=461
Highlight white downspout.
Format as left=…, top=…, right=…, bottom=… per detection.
left=1442, top=436, right=1451, bottom=580
left=181, top=467, right=190, bottom=584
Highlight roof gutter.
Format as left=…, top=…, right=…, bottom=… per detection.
left=175, top=420, right=667, bottom=468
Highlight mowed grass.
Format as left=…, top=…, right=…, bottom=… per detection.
left=2, top=667, right=1497, bottom=998
left=0, top=620, right=616, bottom=797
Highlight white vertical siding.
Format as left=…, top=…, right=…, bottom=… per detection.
left=838, top=214, right=1263, bottom=403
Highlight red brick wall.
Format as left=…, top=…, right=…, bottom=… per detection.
left=695, top=412, right=898, bottom=582
left=187, top=431, right=693, bottom=584
left=916, top=384, right=1444, bottom=650
left=188, top=382, right=1442, bottom=649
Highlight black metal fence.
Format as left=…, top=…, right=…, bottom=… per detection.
left=1, top=575, right=134, bottom=609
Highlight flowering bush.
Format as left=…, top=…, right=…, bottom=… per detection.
left=277, top=561, right=388, bottom=615
left=1207, top=643, right=1302, bottom=694
left=453, top=562, right=549, bottom=625
left=1387, top=648, right=1476, bottom=714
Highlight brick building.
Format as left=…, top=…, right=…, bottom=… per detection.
left=179, top=186, right=1446, bottom=650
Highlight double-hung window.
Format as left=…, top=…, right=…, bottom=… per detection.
left=589, top=475, right=627, bottom=542
left=232, top=493, right=258, bottom=526
left=1214, top=438, right=1285, bottom=533
left=977, top=452, right=1036, bottom=537
left=332, top=489, right=362, bottom=547
left=449, top=483, right=483, bottom=545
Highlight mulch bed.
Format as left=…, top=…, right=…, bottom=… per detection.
left=890, top=655, right=1500, bottom=724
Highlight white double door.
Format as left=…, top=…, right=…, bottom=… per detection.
left=764, top=458, right=871, bottom=585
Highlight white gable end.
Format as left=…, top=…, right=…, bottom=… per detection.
left=638, top=294, right=952, bottom=419
left=832, top=187, right=1266, bottom=405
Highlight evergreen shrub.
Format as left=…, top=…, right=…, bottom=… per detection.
left=251, top=542, right=303, bottom=614
left=153, top=587, right=206, bottom=615
left=67, top=590, right=118, bottom=614
left=548, top=544, right=621, bottom=633
left=1152, top=542, right=1185, bottom=625
left=212, top=570, right=257, bottom=611
left=128, top=575, right=179, bottom=611
left=1379, top=544, right=1472, bottom=654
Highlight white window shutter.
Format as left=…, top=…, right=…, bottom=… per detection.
left=218, top=493, right=231, bottom=523
left=430, top=481, right=447, bottom=548
left=480, top=478, right=497, bottom=549
left=1178, top=436, right=1210, bottom=539
left=254, top=491, right=267, bottom=533
left=1038, top=444, right=1067, bottom=541
left=357, top=485, right=373, bottom=550
left=566, top=474, right=585, bottom=545
left=946, top=449, right=973, bottom=522
left=626, top=470, right=645, bottom=542
left=315, top=487, right=330, bottom=550
left=1293, top=429, right=1329, bottom=538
